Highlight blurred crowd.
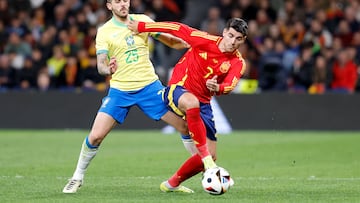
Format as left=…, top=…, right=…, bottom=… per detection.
left=0, top=0, right=359, bottom=94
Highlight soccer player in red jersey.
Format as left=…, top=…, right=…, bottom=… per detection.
left=128, top=18, right=248, bottom=193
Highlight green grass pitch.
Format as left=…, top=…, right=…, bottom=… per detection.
left=1, top=130, right=359, bottom=203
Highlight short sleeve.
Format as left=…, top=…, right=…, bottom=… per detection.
left=95, top=26, right=109, bottom=55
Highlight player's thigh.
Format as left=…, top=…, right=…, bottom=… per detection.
left=178, top=92, right=200, bottom=111
left=163, top=85, right=199, bottom=116
left=161, top=111, right=188, bottom=135
left=98, top=88, right=134, bottom=123
left=89, top=112, right=117, bottom=145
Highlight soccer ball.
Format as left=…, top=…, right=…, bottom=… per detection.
left=201, top=167, right=233, bottom=195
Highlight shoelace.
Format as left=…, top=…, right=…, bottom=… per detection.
left=66, top=180, right=78, bottom=189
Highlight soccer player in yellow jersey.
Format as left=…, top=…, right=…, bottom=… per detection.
left=62, top=0, right=215, bottom=194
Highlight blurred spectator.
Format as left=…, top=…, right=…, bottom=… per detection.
left=330, top=48, right=358, bottom=93
left=37, top=69, right=51, bottom=91
left=58, top=56, right=80, bottom=89
left=150, top=0, right=179, bottom=21
left=15, top=56, right=38, bottom=90
left=216, top=0, right=234, bottom=20
left=0, top=54, right=17, bottom=89
left=31, top=48, right=46, bottom=73
left=258, top=37, right=287, bottom=91
left=282, top=35, right=301, bottom=74
left=81, top=56, right=107, bottom=91
left=53, top=3, right=70, bottom=30
left=82, top=3, right=98, bottom=26
left=4, top=31, right=32, bottom=58
left=257, top=0, right=277, bottom=23
left=37, top=26, right=56, bottom=60
left=46, top=45, right=66, bottom=87
left=67, top=24, right=84, bottom=55
left=343, top=2, right=360, bottom=32
left=200, top=6, right=226, bottom=35
left=303, top=18, right=333, bottom=54
left=315, top=9, right=336, bottom=34
left=352, top=31, right=360, bottom=65
left=308, top=55, right=328, bottom=94
left=335, top=19, right=354, bottom=47
left=325, top=0, right=344, bottom=29
left=288, top=42, right=315, bottom=93
left=237, top=0, right=258, bottom=21
left=29, top=7, right=46, bottom=43
left=300, top=0, right=319, bottom=27
left=320, top=47, right=336, bottom=88
left=255, top=8, right=271, bottom=37
left=42, top=0, right=60, bottom=26
left=277, top=0, right=304, bottom=24
left=0, top=0, right=11, bottom=26
left=5, top=15, right=29, bottom=38
left=75, top=9, right=90, bottom=34
left=0, top=20, right=7, bottom=52
left=130, top=0, right=146, bottom=14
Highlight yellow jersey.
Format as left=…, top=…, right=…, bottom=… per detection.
left=96, top=14, right=160, bottom=91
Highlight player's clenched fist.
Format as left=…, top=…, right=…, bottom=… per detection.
left=206, top=76, right=219, bottom=92
left=128, top=20, right=139, bottom=34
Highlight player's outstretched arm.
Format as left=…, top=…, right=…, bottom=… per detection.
left=97, top=53, right=117, bottom=76
left=128, top=20, right=189, bottom=50
left=128, top=20, right=205, bottom=46
left=157, top=33, right=190, bottom=50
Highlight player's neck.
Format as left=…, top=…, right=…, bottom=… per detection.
left=113, top=15, right=129, bottom=24
left=218, top=40, right=227, bottom=53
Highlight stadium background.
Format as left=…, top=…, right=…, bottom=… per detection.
left=0, top=0, right=359, bottom=130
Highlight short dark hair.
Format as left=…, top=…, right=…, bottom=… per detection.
left=226, top=18, right=248, bottom=37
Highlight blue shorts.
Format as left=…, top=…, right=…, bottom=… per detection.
left=99, top=80, right=168, bottom=124
left=163, top=85, right=217, bottom=141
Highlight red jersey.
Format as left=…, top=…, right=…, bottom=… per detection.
left=138, top=22, right=246, bottom=103
left=331, top=60, right=358, bottom=91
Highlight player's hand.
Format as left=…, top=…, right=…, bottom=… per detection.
left=128, top=20, right=139, bottom=34
left=206, top=76, right=219, bottom=92
left=109, top=57, right=117, bottom=74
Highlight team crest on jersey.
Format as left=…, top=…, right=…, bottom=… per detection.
left=125, top=35, right=135, bottom=47
left=199, top=52, right=207, bottom=60
left=220, top=61, right=231, bottom=73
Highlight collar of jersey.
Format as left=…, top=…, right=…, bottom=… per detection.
left=111, top=15, right=134, bottom=27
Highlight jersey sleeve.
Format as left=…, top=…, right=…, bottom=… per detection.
left=217, top=58, right=246, bottom=95
left=95, top=26, right=109, bottom=55
left=133, top=14, right=160, bottom=39
left=137, top=21, right=220, bottom=47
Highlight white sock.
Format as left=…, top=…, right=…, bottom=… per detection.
left=72, top=137, right=98, bottom=180
left=181, top=135, right=198, bottom=155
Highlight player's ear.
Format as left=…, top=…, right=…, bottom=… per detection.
left=222, top=28, right=228, bottom=37
left=106, top=1, right=112, bottom=10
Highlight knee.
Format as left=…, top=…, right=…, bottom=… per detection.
left=180, top=93, right=200, bottom=110
left=88, top=131, right=106, bottom=146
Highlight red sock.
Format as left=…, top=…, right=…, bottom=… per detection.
left=186, top=108, right=209, bottom=158
left=168, top=154, right=204, bottom=187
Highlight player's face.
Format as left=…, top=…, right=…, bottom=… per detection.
left=221, top=28, right=246, bottom=52
left=107, top=0, right=130, bottom=19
